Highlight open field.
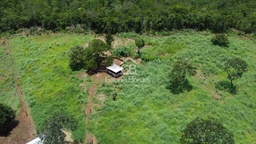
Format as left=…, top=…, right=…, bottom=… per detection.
left=8, top=34, right=94, bottom=142
left=89, top=31, right=256, bottom=143
left=1, top=31, right=255, bottom=143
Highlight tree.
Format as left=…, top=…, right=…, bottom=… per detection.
left=105, top=56, right=114, bottom=67
left=180, top=117, right=234, bottom=144
left=69, top=39, right=109, bottom=73
left=224, top=57, right=248, bottom=91
left=40, top=112, right=77, bottom=144
left=0, top=103, right=16, bottom=132
left=211, top=33, right=229, bottom=47
left=69, top=45, right=86, bottom=71
left=105, top=33, right=114, bottom=49
left=167, top=58, right=196, bottom=94
left=135, top=38, right=145, bottom=57
left=84, top=39, right=108, bottom=73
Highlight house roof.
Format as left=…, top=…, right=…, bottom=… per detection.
left=106, top=64, right=123, bottom=73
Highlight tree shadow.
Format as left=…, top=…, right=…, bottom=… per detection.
left=0, top=120, right=19, bottom=137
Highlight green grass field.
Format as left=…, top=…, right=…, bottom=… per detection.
left=8, top=34, right=94, bottom=142
left=0, top=42, right=20, bottom=112
left=2, top=31, right=256, bottom=143
left=89, top=31, right=256, bottom=143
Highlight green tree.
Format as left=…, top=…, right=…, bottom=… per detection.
left=84, top=39, right=108, bottom=73
left=40, top=112, right=77, bottom=144
left=211, top=33, right=229, bottom=47
left=105, top=56, right=114, bottom=67
left=180, top=117, right=234, bottom=144
left=135, top=38, right=145, bottom=57
left=224, top=57, right=248, bottom=91
left=167, top=58, right=196, bottom=94
left=105, top=33, right=114, bottom=49
left=69, top=45, right=85, bottom=71
left=0, top=103, right=16, bottom=132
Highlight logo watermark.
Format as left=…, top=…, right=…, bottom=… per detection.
left=105, top=59, right=151, bottom=84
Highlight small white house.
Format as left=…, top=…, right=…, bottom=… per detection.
left=26, top=137, right=43, bottom=144
left=106, top=64, right=123, bottom=78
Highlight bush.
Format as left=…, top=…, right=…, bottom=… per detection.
left=112, top=46, right=133, bottom=57
left=211, top=34, right=229, bottom=47
left=181, top=117, right=234, bottom=144
left=0, top=103, right=16, bottom=132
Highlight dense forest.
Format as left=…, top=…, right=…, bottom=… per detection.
left=0, top=0, right=256, bottom=34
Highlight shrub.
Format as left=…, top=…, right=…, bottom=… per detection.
left=105, top=33, right=114, bottom=48
left=112, top=46, right=133, bottom=57
left=211, top=34, right=229, bottom=47
left=0, top=103, right=16, bottom=132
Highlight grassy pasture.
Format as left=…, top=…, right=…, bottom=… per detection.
left=0, top=42, right=20, bottom=112
left=89, top=31, right=256, bottom=143
left=9, top=34, right=94, bottom=142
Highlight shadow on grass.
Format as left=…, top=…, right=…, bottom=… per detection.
left=215, top=80, right=237, bottom=94
left=0, top=120, right=19, bottom=137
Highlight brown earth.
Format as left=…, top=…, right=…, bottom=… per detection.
left=0, top=40, right=36, bottom=144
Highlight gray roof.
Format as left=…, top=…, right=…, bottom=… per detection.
left=106, top=64, right=123, bottom=73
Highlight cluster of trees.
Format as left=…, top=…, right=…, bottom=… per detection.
left=69, top=37, right=114, bottom=73
left=1, top=0, right=256, bottom=34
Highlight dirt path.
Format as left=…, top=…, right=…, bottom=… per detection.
left=0, top=40, right=36, bottom=144
left=80, top=72, right=108, bottom=144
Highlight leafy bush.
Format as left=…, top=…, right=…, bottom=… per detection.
left=211, top=34, right=229, bottom=47
left=112, top=46, right=133, bottom=57
left=0, top=103, right=16, bottom=132
left=105, top=33, right=114, bottom=48
left=181, top=117, right=234, bottom=144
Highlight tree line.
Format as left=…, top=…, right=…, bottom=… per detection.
left=0, top=0, right=256, bottom=34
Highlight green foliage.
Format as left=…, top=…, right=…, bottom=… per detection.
left=112, top=46, right=133, bottom=58
left=69, top=45, right=85, bottom=71
left=180, top=117, right=234, bottom=144
left=69, top=39, right=109, bottom=73
left=135, top=38, right=145, bottom=49
left=224, top=57, right=248, bottom=90
left=0, top=103, right=16, bottom=131
left=105, top=56, right=114, bottom=67
left=167, top=58, right=196, bottom=94
left=211, top=34, right=229, bottom=47
left=105, top=33, right=114, bottom=48
left=40, top=112, right=77, bottom=144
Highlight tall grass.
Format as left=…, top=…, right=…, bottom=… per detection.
left=0, top=43, right=20, bottom=112
left=9, top=34, right=94, bottom=142
left=89, top=31, right=256, bottom=143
